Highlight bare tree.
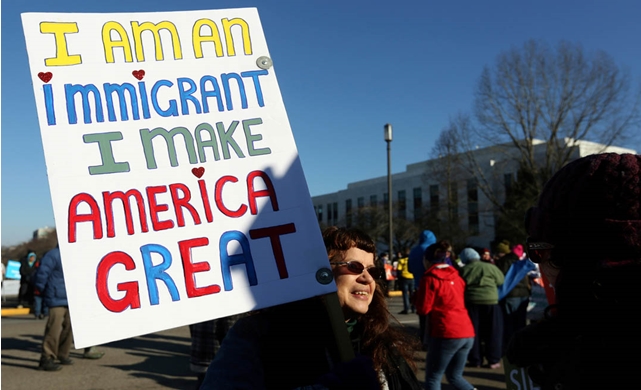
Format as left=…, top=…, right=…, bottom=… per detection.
left=438, top=40, right=640, bottom=238
left=473, top=40, right=639, bottom=187
left=423, top=124, right=471, bottom=247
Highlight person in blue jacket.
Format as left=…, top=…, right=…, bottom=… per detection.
left=34, top=245, right=72, bottom=371
left=407, top=230, right=436, bottom=341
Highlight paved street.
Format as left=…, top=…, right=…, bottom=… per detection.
left=1, top=296, right=506, bottom=389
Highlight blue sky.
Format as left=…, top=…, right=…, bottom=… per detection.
left=2, top=0, right=641, bottom=246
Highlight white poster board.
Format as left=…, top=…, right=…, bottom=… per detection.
left=22, top=8, right=335, bottom=348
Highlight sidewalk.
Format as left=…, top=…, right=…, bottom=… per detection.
left=2, top=296, right=506, bottom=389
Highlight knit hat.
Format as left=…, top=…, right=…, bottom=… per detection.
left=526, top=153, right=641, bottom=268
left=512, top=244, right=524, bottom=259
left=496, top=240, right=511, bottom=255
left=459, top=248, right=480, bottom=264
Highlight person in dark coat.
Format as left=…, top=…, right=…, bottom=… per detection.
left=201, top=227, right=422, bottom=389
left=495, top=241, right=531, bottom=351
left=19, top=251, right=38, bottom=307
left=507, top=153, right=641, bottom=389
left=34, top=246, right=72, bottom=371
left=408, top=230, right=437, bottom=339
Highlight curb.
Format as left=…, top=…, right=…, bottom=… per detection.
left=387, top=291, right=403, bottom=297
left=1, top=307, right=32, bottom=316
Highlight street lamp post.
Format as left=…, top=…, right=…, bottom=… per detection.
left=384, top=124, right=393, bottom=259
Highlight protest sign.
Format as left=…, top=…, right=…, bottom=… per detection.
left=5, top=260, right=22, bottom=280
left=22, top=8, right=335, bottom=348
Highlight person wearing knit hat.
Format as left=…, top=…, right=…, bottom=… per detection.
left=480, top=248, right=493, bottom=264
left=459, top=247, right=505, bottom=369
left=495, top=239, right=532, bottom=355
left=495, top=240, right=511, bottom=255
left=507, top=153, right=641, bottom=389
left=459, top=248, right=481, bottom=264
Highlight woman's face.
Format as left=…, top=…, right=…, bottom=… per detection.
left=332, top=247, right=377, bottom=321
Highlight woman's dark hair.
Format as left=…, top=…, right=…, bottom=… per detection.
left=322, top=226, right=420, bottom=375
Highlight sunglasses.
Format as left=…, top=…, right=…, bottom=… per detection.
left=331, top=261, right=382, bottom=279
left=525, top=238, right=555, bottom=264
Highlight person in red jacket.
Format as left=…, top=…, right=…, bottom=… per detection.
left=415, top=240, right=476, bottom=390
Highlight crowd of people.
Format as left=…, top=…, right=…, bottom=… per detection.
left=8, top=153, right=640, bottom=390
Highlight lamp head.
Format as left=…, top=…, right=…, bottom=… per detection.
left=384, top=123, right=393, bottom=142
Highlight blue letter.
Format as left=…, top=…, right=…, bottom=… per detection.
left=177, top=77, right=202, bottom=115
left=241, top=70, right=267, bottom=107
left=44, top=84, right=56, bottom=126
left=221, top=73, right=247, bottom=111
left=219, top=230, right=257, bottom=291
left=65, top=83, right=104, bottom=124
left=141, top=243, right=180, bottom=305
left=150, top=79, right=178, bottom=117
left=103, top=82, right=139, bottom=122
left=200, top=75, right=224, bottom=113
left=138, top=81, right=151, bottom=119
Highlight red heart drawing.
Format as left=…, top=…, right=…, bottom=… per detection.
left=132, top=70, right=145, bottom=80
left=192, top=167, right=205, bottom=178
left=38, top=72, right=53, bottom=83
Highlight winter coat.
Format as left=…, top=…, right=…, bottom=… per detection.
left=33, top=247, right=68, bottom=308
left=408, top=230, right=436, bottom=278
left=415, top=263, right=475, bottom=339
left=459, top=260, right=504, bottom=305
left=201, top=298, right=422, bottom=390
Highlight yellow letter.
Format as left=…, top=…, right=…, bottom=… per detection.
left=192, top=19, right=224, bottom=58
left=131, top=21, right=182, bottom=62
left=102, top=22, right=133, bottom=63
left=40, top=22, right=82, bottom=66
left=221, top=18, right=252, bottom=56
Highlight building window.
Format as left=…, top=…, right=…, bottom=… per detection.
left=413, top=187, right=422, bottom=221
left=467, top=178, right=479, bottom=236
left=448, top=182, right=458, bottom=223
left=333, top=202, right=338, bottom=221
left=327, top=203, right=332, bottom=224
left=318, top=205, right=323, bottom=222
left=383, top=192, right=389, bottom=211
left=430, top=185, right=439, bottom=210
left=345, top=199, right=352, bottom=227
left=504, top=173, right=514, bottom=195
left=398, top=190, right=406, bottom=219
left=357, top=197, right=364, bottom=209
left=370, top=195, right=377, bottom=207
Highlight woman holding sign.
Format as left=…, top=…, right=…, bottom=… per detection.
left=201, top=226, right=422, bottom=389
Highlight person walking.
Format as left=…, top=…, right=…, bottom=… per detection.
left=33, top=245, right=105, bottom=370
left=19, top=251, right=38, bottom=308
left=408, top=230, right=437, bottom=337
left=34, top=246, right=72, bottom=371
left=396, top=251, right=415, bottom=314
left=415, top=241, right=476, bottom=390
left=459, top=247, right=505, bottom=369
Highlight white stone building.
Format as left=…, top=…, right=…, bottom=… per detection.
left=311, top=140, right=636, bottom=248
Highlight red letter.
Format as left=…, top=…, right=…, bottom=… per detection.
left=103, top=189, right=148, bottom=238
left=215, top=175, right=248, bottom=218
left=198, top=179, right=214, bottom=223
left=68, top=193, right=103, bottom=243
left=169, top=183, right=201, bottom=227
left=179, top=237, right=221, bottom=297
left=247, top=170, right=279, bottom=214
left=146, top=185, right=174, bottom=231
left=96, top=251, right=141, bottom=312
left=249, top=223, right=296, bottom=279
